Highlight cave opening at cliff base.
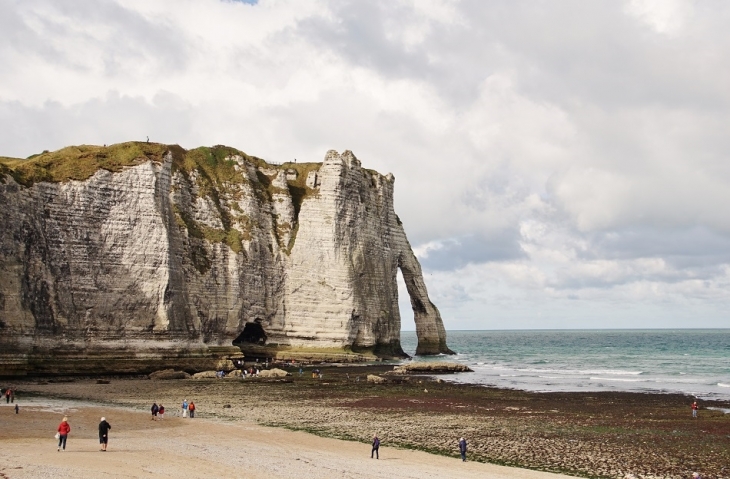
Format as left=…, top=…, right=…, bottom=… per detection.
left=233, top=320, right=267, bottom=345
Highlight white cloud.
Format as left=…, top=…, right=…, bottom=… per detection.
left=623, top=0, right=695, bottom=35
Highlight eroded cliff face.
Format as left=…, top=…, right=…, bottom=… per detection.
left=0, top=143, right=452, bottom=376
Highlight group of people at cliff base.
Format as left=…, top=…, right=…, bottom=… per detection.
left=181, top=399, right=196, bottom=418
left=2, top=386, right=16, bottom=403
left=55, top=416, right=111, bottom=452
left=151, top=400, right=196, bottom=419
left=150, top=402, right=165, bottom=420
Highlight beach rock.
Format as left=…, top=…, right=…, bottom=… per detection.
left=367, top=374, right=386, bottom=384
left=225, top=369, right=242, bottom=378
left=387, top=362, right=473, bottom=375
left=258, top=368, right=288, bottom=378
left=192, top=371, right=218, bottom=379
left=149, top=369, right=191, bottom=380
left=0, top=143, right=452, bottom=376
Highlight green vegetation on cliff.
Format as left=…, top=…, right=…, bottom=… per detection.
left=0, top=143, right=172, bottom=186
left=0, top=142, right=321, bottom=256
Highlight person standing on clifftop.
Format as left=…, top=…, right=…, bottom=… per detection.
left=692, top=400, right=699, bottom=418
left=98, top=417, right=111, bottom=451
left=371, top=434, right=380, bottom=459
left=459, top=437, right=468, bottom=462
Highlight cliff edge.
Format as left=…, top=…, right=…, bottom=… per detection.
left=0, top=142, right=452, bottom=376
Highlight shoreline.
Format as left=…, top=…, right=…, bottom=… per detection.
left=2, top=365, right=729, bottom=478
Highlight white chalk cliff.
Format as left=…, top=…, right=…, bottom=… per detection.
left=0, top=143, right=452, bottom=376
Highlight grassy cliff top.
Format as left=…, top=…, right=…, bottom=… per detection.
left=0, top=142, right=322, bottom=187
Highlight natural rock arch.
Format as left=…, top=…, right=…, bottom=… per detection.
left=397, top=252, right=454, bottom=356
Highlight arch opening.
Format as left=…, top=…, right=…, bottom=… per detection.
left=397, top=267, right=418, bottom=357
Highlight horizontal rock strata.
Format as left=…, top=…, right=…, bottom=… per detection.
left=0, top=142, right=452, bottom=376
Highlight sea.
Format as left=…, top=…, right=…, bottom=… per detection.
left=399, top=329, right=730, bottom=402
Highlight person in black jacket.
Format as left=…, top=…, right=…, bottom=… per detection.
left=99, top=417, right=112, bottom=451
left=459, top=437, right=467, bottom=462
left=371, top=434, right=380, bottom=459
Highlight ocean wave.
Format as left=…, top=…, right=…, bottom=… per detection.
left=510, top=367, right=644, bottom=376
left=590, top=377, right=648, bottom=383
left=718, top=383, right=730, bottom=388
left=651, top=377, right=713, bottom=385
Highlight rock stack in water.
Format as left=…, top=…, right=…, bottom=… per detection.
left=0, top=142, right=452, bottom=376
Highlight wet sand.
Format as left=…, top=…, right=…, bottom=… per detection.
left=1, top=366, right=729, bottom=478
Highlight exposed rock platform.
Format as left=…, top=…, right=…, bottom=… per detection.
left=386, top=362, right=473, bottom=374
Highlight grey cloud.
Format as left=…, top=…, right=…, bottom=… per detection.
left=585, top=226, right=730, bottom=268
left=419, top=233, right=526, bottom=271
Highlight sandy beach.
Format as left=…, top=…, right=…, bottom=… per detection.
left=1, top=366, right=728, bottom=479
left=1, top=400, right=572, bottom=479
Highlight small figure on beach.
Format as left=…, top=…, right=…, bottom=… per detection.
left=57, top=416, right=71, bottom=451
left=98, top=417, right=111, bottom=451
left=151, top=402, right=159, bottom=420
left=182, top=399, right=188, bottom=418
left=692, top=473, right=702, bottom=479
left=459, top=437, right=467, bottom=462
left=371, top=434, right=380, bottom=459
left=5, top=387, right=11, bottom=403
left=159, top=404, right=165, bottom=419
left=188, top=401, right=196, bottom=418
left=299, top=367, right=303, bottom=376
left=15, top=403, right=19, bottom=414
left=692, top=400, right=699, bottom=418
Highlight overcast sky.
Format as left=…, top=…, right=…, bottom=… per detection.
left=2, top=0, right=729, bottom=330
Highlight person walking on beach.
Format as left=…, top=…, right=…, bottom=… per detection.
left=151, top=402, right=159, bottom=420
left=98, top=417, right=111, bottom=451
left=182, top=399, right=188, bottom=418
left=371, top=434, right=380, bottom=459
left=158, top=404, right=165, bottom=420
left=692, top=401, right=699, bottom=418
left=459, top=437, right=468, bottom=462
left=4, top=387, right=10, bottom=404
left=57, top=416, right=71, bottom=451
left=188, top=401, right=196, bottom=418
left=15, top=403, right=19, bottom=414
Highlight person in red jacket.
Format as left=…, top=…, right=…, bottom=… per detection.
left=188, top=401, right=196, bottom=418
left=692, top=401, right=699, bottom=418
left=57, top=416, right=71, bottom=451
